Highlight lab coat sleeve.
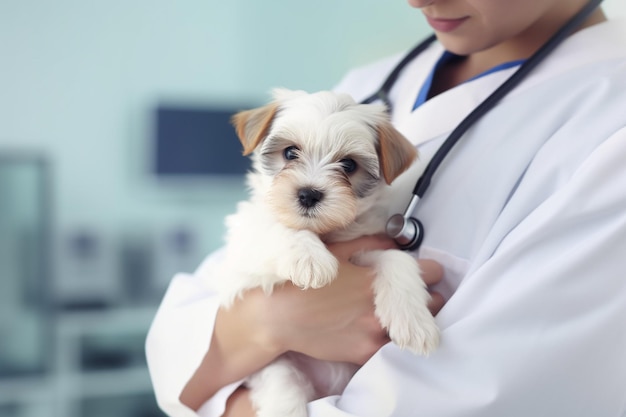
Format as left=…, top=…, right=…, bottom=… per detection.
left=146, top=129, right=626, bottom=417
left=145, top=249, right=242, bottom=417
left=306, top=128, right=626, bottom=416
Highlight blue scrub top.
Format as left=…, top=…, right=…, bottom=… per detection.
left=413, top=51, right=526, bottom=110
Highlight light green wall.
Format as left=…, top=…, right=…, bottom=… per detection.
left=0, top=0, right=623, bottom=261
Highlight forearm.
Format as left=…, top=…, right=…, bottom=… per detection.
left=180, top=300, right=283, bottom=410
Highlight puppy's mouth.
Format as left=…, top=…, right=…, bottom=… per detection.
left=270, top=182, right=357, bottom=234
left=298, top=208, right=321, bottom=219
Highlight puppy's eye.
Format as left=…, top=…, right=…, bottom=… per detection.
left=339, top=158, right=357, bottom=174
left=283, top=146, right=299, bottom=161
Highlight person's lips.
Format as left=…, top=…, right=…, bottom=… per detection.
left=425, top=16, right=468, bottom=33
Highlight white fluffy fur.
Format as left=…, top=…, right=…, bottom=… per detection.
left=202, top=89, right=439, bottom=417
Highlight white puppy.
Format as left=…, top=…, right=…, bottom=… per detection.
left=204, top=89, right=439, bottom=417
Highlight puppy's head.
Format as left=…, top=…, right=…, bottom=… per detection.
left=231, top=89, right=417, bottom=235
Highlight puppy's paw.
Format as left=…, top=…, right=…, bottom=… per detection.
left=274, top=231, right=338, bottom=289
left=286, top=247, right=338, bottom=289
left=386, top=305, right=439, bottom=356
left=366, top=249, right=440, bottom=356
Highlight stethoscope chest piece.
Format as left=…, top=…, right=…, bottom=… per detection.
left=386, top=213, right=424, bottom=252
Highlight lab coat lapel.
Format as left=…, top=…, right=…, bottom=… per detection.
left=393, top=69, right=518, bottom=147
left=387, top=41, right=520, bottom=148
left=391, top=20, right=626, bottom=148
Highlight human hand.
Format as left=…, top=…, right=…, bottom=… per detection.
left=420, top=258, right=445, bottom=315
left=254, top=235, right=444, bottom=365
left=217, top=236, right=445, bottom=415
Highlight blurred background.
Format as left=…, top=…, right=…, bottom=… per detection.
left=0, top=1, right=624, bottom=416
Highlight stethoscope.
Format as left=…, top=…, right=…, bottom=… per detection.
left=361, top=0, right=603, bottom=251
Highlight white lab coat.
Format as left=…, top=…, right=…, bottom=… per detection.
left=146, top=20, right=626, bottom=417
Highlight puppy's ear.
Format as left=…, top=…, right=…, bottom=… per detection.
left=377, top=122, right=418, bottom=185
left=231, top=103, right=279, bottom=155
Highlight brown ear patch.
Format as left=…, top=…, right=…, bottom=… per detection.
left=377, top=123, right=418, bottom=185
left=231, top=102, right=279, bottom=155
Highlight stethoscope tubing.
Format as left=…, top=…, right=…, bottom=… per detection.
left=366, top=0, right=604, bottom=251
left=360, top=34, right=437, bottom=111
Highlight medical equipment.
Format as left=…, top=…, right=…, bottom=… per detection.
left=363, top=0, right=604, bottom=251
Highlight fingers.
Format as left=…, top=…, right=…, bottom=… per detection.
left=418, top=258, right=445, bottom=315
left=330, top=239, right=444, bottom=289
left=428, top=291, right=445, bottom=316
left=417, top=258, right=444, bottom=286
left=328, top=240, right=448, bottom=317
left=327, top=235, right=397, bottom=260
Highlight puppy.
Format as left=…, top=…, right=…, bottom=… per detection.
left=204, top=89, right=439, bottom=417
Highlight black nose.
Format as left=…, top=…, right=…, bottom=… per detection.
left=297, top=188, right=323, bottom=209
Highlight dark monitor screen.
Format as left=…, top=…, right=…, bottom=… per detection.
left=154, top=106, right=252, bottom=176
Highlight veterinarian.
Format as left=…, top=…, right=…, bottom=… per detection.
left=146, top=0, right=626, bottom=415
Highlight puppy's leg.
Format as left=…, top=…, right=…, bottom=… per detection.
left=216, top=202, right=337, bottom=295
left=275, top=229, right=338, bottom=289
left=247, top=356, right=314, bottom=417
left=355, top=250, right=439, bottom=355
